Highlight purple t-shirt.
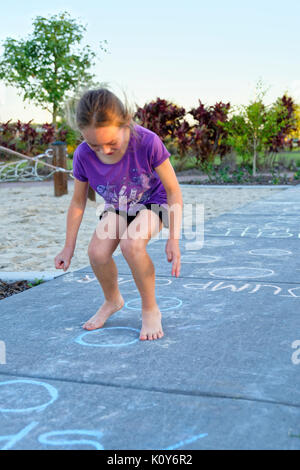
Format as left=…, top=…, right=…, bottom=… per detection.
left=72, top=124, right=170, bottom=215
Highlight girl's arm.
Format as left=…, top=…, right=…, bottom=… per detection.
left=154, top=159, right=183, bottom=277
left=55, top=179, right=89, bottom=271
left=64, top=179, right=89, bottom=251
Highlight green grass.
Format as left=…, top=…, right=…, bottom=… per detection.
left=273, top=150, right=300, bottom=166
left=27, top=278, right=45, bottom=287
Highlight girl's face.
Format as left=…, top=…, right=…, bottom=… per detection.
left=82, top=125, right=130, bottom=157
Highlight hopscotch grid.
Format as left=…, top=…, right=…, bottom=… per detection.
left=62, top=272, right=300, bottom=286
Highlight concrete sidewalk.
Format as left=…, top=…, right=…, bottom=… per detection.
left=1, top=185, right=300, bottom=449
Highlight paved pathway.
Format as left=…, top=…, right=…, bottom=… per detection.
left=1, top=185, right=300, bottom=449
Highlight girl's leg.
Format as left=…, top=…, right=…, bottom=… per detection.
left=83, top=212, right=128, bottom=330
left=119, top=209, right=164, bottom=340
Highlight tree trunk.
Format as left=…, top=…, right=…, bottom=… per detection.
left=52, top=103, right=58, bottom=136
left=253, top=138, right=257, bottom=176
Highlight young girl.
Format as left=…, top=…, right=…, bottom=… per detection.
left=54, top=88, right=183, bottom=341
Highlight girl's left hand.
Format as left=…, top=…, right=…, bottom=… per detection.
left=165, top=239, right=181, bottom=277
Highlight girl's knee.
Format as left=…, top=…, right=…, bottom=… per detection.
left=119, top=238, right=146, bottom=258
left=88, top=242, right=113, bottom=265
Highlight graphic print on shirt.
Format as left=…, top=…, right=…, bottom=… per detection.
left=96, top=170, right=155, bottom=210
left=96, top=183, right=119, bottom=204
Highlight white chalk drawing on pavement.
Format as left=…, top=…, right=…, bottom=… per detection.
left=125, top=296, right=182, bottom=311
left=181, top=254, right=220, bottom=264
left=203, top=239, right=235, bottom=247
left=205, top=224, right=297, bottom=239
left=0, top=341, right=6, bottom=364
left=183, top=279, right=300, bottom=298
left=248, top=248, right=292, bottom=257
left=209, top=267, right=274, bottom=279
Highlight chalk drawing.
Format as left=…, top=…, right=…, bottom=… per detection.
left=118, top=278, right=136, bottom=286
left=209, top=267, right=274, bottom=279
left=204, top=239, right=235, bottom=247
left=77, top=275, right=96, bottom=283
left=183, top=231, right=203, bottom=238
left=291, top=340, right=300, bottom=365
left=284, top=287, right=300, bottom=298
left=0, top=379, right=58, bottom=413
left=181, top=254, right=220, bottom=264
left=249, top=248, right=292, bottom=257
left=125, top=296, right=182, bottom=311
left=207, top=221, right=250, bottom=229
left=185, top=241, right=204, bottom=251
left=155, top=278, right=172, bottom=286
left=0, top=421, right=39, bottom=451
left=205, top=225, right=295, bottom=239
left=38, top=430, right=104, bottom=450
left=264, top=221, right=294, bottom=229
left=0, top=341, right=6, bottom=364
left=62, top=273, right=96, bottom=283
left=162, top=432, right=208, bottom=450
left=74, top=327, right=140, bottom=347
left=182, top=280, right=300, bottom=298
left=119, top=278, right=172, bottom=287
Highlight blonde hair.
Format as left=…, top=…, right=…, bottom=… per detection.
left=75, top=87, right=139, bottom=142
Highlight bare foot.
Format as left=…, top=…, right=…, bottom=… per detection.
left=83, top=294, right=125, bottom=330
left=140, top=306, right=164, bottom=341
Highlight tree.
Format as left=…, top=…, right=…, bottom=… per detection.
left=221, top=83, right=289, bottom=176
left=0, top=11, right=108, bottom=126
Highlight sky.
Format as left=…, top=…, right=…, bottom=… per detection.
left=0, top=0, right=300, bottom=123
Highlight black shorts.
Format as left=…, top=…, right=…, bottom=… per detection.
left=99, top=203, right=169, bottom=228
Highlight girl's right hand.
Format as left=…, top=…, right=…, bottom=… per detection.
left=54, top=247, right=74, bottom=272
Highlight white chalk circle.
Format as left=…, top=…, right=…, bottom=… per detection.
left=249, top=248, right=292, bottom=257
left=181, top=254, right=220, bottom=264
left=75, top=327, right=140, bottom=347
left=208, top=222, right=251, bottom=230
left=155, top=278, right=172, bottom=286
left=262, top=223, right=292, bottom=231
left=125, top=296, right=182, bottom=311
left=185, top=241, right=204, bottom=251
left=0, top=379, right=58, bottom=413
left=204, top=239, right=235, bottom=247
left=209, top=267, right=274, bottom=279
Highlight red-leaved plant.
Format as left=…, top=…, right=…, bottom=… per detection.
left=188, top=101, right=231, bottom=167
left=0, top=120, right=68, bottom=159
left=267, top=95, right=297, bottom=153
left=134, top=97, right=186, bottom=139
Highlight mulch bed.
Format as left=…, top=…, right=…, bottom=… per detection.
left=0, top=279, right=34, bottom=300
